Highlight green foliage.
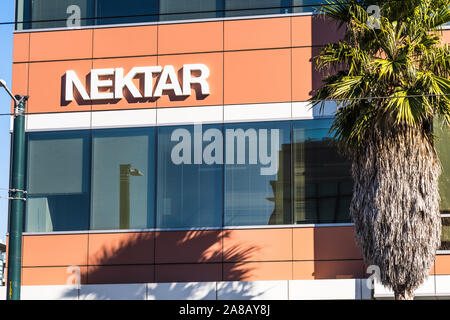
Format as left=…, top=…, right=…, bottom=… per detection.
left=312, top=0, right=450, bottom=153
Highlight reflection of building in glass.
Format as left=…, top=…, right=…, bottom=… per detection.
left=268, top=139, right=353, bottom=225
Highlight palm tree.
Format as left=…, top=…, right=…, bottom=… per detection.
left=312, top=0, right=450, bottom=299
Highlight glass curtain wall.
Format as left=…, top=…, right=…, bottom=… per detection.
left=157, top=124, right=223, bottom=228
left=25, top=131, right=90, bottom=232
left=293, top=119, right=353, bottom=224
left=90, top=128, right=156, bottom=230
left=224, top=121, right=291, bottom=226
left=435, top=118, right=450, bottom=250
left=24, top=120, right=357, bottom=232
left=17, top=0, right=334, bottom=30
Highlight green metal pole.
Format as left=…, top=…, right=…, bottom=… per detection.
left=6, top=96, right=27, bottom=300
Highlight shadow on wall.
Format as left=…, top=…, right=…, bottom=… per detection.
left=62, top=230, right=260, bottom=300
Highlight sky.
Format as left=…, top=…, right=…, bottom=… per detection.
left=0, top=1, right=15, bottom=244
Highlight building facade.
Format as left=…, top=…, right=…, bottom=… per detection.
left=3, top=0, right=450, bottom=299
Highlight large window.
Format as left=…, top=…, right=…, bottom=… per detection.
left=159, top=0, right=223, bottom=21
left=96, top=0, right=157, bottom=25
left=434, top=118, right=450, bottom=250
left=17, top=0, right=333, bottom=30
left=19, top=0, right=94, bottom=30
left=90, top=128, right=156, bottom=230
left=23, top=120, right=355, bottom=232
left=224, top=121, right=291, bottom=226
left=224, top=0, right=291, bottom=17
left=293, top=119, right=353, bottom=224
left=25, top=131, right=90, bottom=232
left=156, top=124, right=223, bottom=228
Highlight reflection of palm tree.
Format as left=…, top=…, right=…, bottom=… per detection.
left=119, top=164, right=143, bottom=229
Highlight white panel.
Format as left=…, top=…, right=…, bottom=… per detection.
left=157, top=106, right=223, bottom=125
left=217, top=281, right=288, bottom=300
left=414, top=277, right=436, bottom=296
left=26, top=112, right=91, bottom=131
left=374, top=276, right=436, bottom=299
left=291, top=102, right=313, bottom=119
left=91, top=109, right=156, bottom=129
left=289, top=279, right=360, bottom=300
left=224, top=103, right=291, bottom=122
left=0, top=286, right=5, bottom=300
left=147, top=282, right=216, bottom=300
left=21, top=285, right=78, bottom=300
left=292, top=101, right=337, bottom=119
left=436, top=275, right=450, bottom=299
left=79, top=284, right=146, bottom=300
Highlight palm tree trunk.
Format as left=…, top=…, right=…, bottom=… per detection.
left=350, top=126, right=441, bottom=300
left=395, top=290, right=415, bottom=300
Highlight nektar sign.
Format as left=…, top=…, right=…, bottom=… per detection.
left=64, top=64, right=210, bottom=102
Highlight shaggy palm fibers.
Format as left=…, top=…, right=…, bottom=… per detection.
left=350, top=126, right=441, bottom=299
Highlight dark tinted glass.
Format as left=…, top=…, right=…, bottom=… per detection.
left=293, top=119, right=352, bottom=224
left=25, top=131, right=90, bottom=232
left=157, top=124, right=223, bottom=228
left=91, top=127, right=156, bottom=230
left=159, top=0, right=223, bottom=21
left=224, top=121, right=291, bottom=226
left=225, top=0, right=291, bottom=17
left=96, top=0, right=158, bottom=25
left=22, top=0, right=94, bottom=29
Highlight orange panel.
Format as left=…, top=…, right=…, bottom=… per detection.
left=157, top=52, right=223, bottom=108
left=223, top=228, right=292, bottom=262
left=92, top=56, right=158, bottom=111
left=435, top=254, right=450, bottom=275
left=292, top=261, right=315, bottom=280
left=158, top=21, right=223, bottom=55
left=314, top=260, right=364, bottom=279
left=292, top=227, right=314, bottom=261
left=224, top=17, right=290, bottom=51
left=28, top=60, right=92, bottom=113
left=30, top=29, right=93, bottom=61
left=291, top=16, right=312, bottom=47
left=87, top=265, right=154, bottom=284
left=224, top=49, right=291, bottom=105
left=292, top=47, right=313, bottom=102
left=223, top=261, right=292, bottom=281
left=93, top=26, right=157, bottom=59
left=22, top=266, right=88, bottom=285
left=155, top=263, right=221, bottom=282
left=22, top=234, right=88, bottom=267
left=155, top=230, right=222, bottom=264
left=88, top=232, right=154, bottom=266
left=443, top=30, right=450, bottom=44
left=313, top=226, right=362, bottom=260
left=11, top=63, right=29, bottom=113
left=13, top=33, right=29, bottom=63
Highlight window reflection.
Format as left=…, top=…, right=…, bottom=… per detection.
left=157, top=124, right=223, bottom=228
left=293, top=119, right=353, bottom=224
left=25, top=131, right=90, bottom=232
left=224, top=121, right=291, bottom=226
left=90, top=128, right=155, bottom=230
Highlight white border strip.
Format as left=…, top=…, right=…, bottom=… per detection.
left=24, top=102, right=336, bottom=131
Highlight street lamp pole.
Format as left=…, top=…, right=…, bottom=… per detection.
left=0, top=79, right=28, bottom=300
